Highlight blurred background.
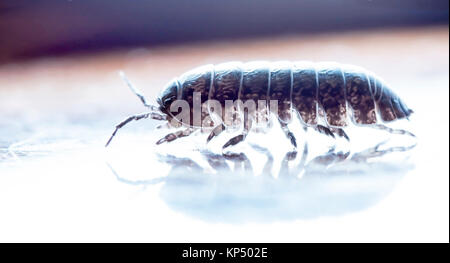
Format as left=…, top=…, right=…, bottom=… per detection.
left=0, top=0, right=448, bottom=63
left=0, top=1, right=448, bottom=242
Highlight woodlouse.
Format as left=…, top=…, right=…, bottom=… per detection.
left=105, top=61, right=415, bottom=149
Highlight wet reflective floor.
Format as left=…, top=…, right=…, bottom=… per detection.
left=0, top=26, right=448, bottom=242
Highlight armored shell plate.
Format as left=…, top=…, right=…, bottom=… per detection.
left=342, top=64, right=377, bottom=125
left=316, top=62, right=348, bottom=127
left=269, top=61, right=293, bottom=122
left=292, top=61, right=318, bottom=125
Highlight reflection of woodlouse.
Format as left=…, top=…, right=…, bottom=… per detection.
left=106, top=61, right=415, bottom=149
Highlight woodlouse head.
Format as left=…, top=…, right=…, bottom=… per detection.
left=157, top=79, right=178, bottom=114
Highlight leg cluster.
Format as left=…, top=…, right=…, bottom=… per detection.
left=205, top=112, right=350, bottom=151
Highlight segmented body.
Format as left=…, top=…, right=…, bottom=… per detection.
left=173, top=61, right=412, bottom=128
left=105, top=61, right=414, bottom=148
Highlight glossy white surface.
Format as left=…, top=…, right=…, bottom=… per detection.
left=0, top=26, right=448, bottom=242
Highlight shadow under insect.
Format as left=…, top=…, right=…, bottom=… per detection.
left=109, top=143, right=414, bottom=223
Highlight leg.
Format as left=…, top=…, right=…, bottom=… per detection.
left=119, top=71, right=159, bottom=111
left=315, top=124, right=335, bottom=138
left=222, top=134, right=246, bottom=149
left=107, top=163, right=166, bottom=186
left=105, top=112, right=167, bottom=147
left=349, top=124, right=416, bottom=161
left=296, top=140, right=309, bottom=170
left=278, top=150, right=298, bottom=178
left=156, top=128, right=197, bottom=145
left=306, top=146, right=339, bottom=167
left=331, top=127, right=350, bottom=141
left=250, top=144, right=274, bottom=176
left=157, top=153, right=203, bottom=171
left=279, top=120, right=297, bottom=148
left=206, top=123, right=225, bottom=143
left=222, top=115, right=253, bottom=150
left=201, top=150, right=231, bottom=172
left=222, top=152, right=253, bottom=173
left=351, top=139, right=415, bottom=162
left=373, top=124, right=416, bottom=138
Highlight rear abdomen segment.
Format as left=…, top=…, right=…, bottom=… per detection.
left=374, top=78, right=412, bottom=122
